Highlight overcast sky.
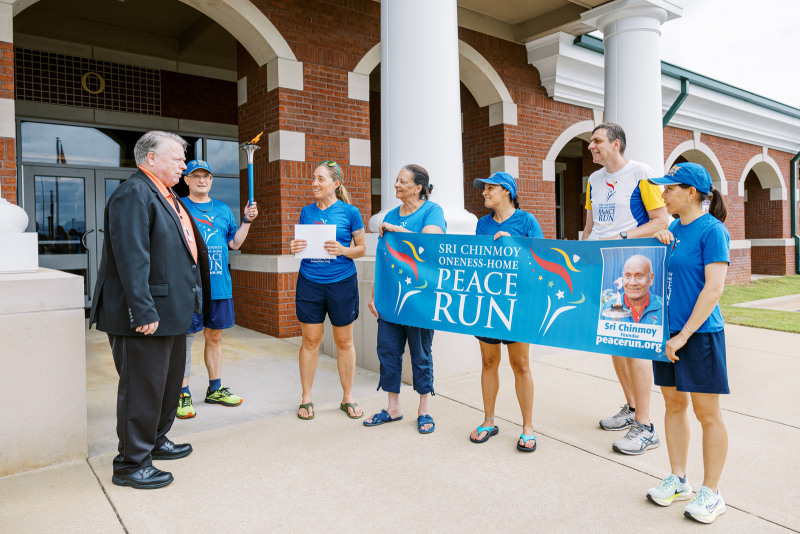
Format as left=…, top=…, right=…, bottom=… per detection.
left=658, top=0, right=800, bottom=108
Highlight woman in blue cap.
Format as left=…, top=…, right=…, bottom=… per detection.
left=645, top=162, right=730, bottom=524
left=469, top=172, right=543, bottom=452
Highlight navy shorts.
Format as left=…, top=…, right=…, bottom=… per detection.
left=475, top=336, right=516, bottom=345
left=653, top=330, right=729, bottom=394
left=295, top=272, right=359, bottom=327
left=187, top=298, right=235, bottom=334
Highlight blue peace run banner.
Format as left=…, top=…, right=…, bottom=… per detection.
left=374, top=233, right=670, bottom=362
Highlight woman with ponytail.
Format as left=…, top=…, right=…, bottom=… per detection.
left=364, top=164, right=446, bottom=434
left=289, top=161, right=366, bottom=420
left=645, top=162, right=730, bottom=524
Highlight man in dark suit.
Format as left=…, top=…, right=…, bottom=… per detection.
left=90, top=130, right=210, bottom=489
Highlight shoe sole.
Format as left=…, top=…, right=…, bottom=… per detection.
left=151, top=449, right=193, bottom=461
left=685, top=505, right=726, bottom=523
left=646, top=492, right=692, bottom=507
left=599, top=421, right=633, bottom=431
left=112, top=475, right=173, bottom=489
left=612, top=441, right=660, bottom=455
left=176, top=412, right=196, bottom=419
left=470, top=427, right=499, bottom=443
left=205, top=398, right=243, bottom=407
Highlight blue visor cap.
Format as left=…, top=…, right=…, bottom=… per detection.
left=649, top=162, right=711, bottom=194
left=185, top=159, right=213, bottom=176
left=473, top=171, right=518, bottom=200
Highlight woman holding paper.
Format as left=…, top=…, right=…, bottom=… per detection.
left=289, top=161, right=366, bottom=420
left=645, top=163, right=730, bottom=524
left=364, top=164, right=446, bottom=434
left=469, top=172, right=543, bottom=452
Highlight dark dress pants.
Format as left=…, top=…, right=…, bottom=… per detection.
left=108, top=333, right=186, bottom=475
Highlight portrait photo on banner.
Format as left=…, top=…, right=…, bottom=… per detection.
left=597, top=246, right=666, bottom=346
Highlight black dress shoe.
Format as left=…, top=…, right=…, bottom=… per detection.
left=112, top=466, right=173, bottom=489
left=151, top=439, right=193, bottom=460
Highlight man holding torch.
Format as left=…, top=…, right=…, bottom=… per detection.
left=176, top=159, right=258, bottom=419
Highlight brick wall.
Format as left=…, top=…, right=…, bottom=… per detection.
left=462, top=83, right=502, bottom=217
left=751, top=246, right=794, bottom=276
left=232, top=270, right=301, bottom=337
left=744, top=172, right=783, bottom=239
left=727, top=248, right=750, bottom=285
left=1, top=42, right=15, bottom=204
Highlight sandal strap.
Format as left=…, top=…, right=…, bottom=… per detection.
left=476, top=425, right=497, bottom=432
left=519, top=433, right=536, bottom=442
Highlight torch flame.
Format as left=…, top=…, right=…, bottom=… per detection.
left=249, top=131, right=263, bottom=145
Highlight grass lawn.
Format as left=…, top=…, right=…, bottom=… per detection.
left=721, top=275, right=800, bottom=333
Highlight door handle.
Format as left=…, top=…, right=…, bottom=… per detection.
left=81, top=229, right=94, bottom=301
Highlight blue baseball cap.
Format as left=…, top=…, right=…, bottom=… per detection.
left=185, top=159, right=213, bottom=176
left=649, top=162, right=711, bottom=194
left=473, top=171, right=517, bottom=200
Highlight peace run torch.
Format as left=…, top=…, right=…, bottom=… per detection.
left=240, top=131, right=263, bottom=206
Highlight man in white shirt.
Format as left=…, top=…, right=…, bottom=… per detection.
left=583, top=122, right=669, bottom=455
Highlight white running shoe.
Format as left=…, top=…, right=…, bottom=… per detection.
left=612, top=420, right=659, bottom=455
left=684, top=486, right=726, bottom=524
left=599, top=404, right=635, bottom=431
left=646, top=474, right=693, bottom=506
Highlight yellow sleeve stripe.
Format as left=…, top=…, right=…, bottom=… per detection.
left=639, top=180, right=665, bottom=210
left=584, top=182, right=592, bottom=210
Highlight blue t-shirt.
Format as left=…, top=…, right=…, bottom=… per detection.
left=475, top=209, right=543, bottom=239
left=382, top=200, right=447, bottom=234
left=666, top=214, right=730, bottom=333
left=298, top=200, right=364, bottom=283
left=183, top=197, right=238, bottom=300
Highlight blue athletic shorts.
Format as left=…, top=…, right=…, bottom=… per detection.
left=186, top=298, right=235, bottom=334
left=475, top=336, right=516, bottom=345
left=295, top=272, right=359, bottom=327
left=653, top=330, right=729, bottom=394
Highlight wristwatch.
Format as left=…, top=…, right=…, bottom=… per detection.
left=620, top=231, right=628, bottom=239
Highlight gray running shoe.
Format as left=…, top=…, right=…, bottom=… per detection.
left=612, top=420, right=659, bottom=455
left=599, top=404, right=635, bottom=431
left=684, top=486, right=726, bottom=524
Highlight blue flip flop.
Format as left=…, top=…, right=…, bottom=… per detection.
left=417, top=414, right=435, bottom=434
left=470, top=425, right=499, bottom=443
left=363, top=409, right=403, bottom=427
left=517, top=433, right=537, bottom=452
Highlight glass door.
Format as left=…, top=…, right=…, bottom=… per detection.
left=22, top=166, right=96, bottom=306
left=93, top=169, right=133, bottom=277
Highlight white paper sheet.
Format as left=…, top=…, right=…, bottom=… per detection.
left=294, top=224, right=337, bottom=260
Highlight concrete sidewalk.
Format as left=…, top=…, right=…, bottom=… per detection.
left=1, top=324, right=798, bottom=533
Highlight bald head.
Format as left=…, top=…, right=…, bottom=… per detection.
left=622, top=254, right=654, bottom=305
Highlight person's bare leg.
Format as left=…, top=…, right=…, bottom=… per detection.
left=612, top=355, right=635, bottom=408
left=332, top=322, right=362, bottom=417
left=691, top=392, right=728, bottom=492
left=661, top=386, right=691, bottom=477
left=418, top=393, right=432, bottom=431
left=298, top=322, right=323, bottom=418
left=470, top=342, right=501, bottom=441
left=628, top=357, right=653, bottom=426
left=203, top=327, right=223, bottom=380
left=508, top=342, right=535, bottom=448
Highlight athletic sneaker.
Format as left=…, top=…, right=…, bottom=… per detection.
left=176, top=393, right=196, bottom=419
left=684, top=486, right=726, bottom=524
left=612, top=420, right=659, bottom=455
left=205, top=386, right=243, bottom=407
left=646, top=474, right=693, bottom=506
left=599, top=404, right=635, bottom=430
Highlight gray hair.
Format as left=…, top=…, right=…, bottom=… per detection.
left=592, top=122, right=627, bottom=154
left=134, top=131, right=188, bottom=166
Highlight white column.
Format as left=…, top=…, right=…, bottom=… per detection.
left=368, top=0, right=477, bottom=234
left=581, top=0, right=681, bottom=173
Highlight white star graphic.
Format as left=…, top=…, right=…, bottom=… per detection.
left=556, top=290, right=564, bottom=300
left=405, top=277, right=412, bottom=285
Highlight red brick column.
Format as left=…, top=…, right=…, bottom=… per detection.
left=0, top=41, right=16, bottom=204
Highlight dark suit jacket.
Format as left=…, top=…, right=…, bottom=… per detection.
left=89, top=169, right=211, bottom=336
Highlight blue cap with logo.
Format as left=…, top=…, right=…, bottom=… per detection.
left=473, top=171, right=518, bottom=200
left=185, top=159, right=213, bottom=176
left=649, top=162, right=711, bottom=194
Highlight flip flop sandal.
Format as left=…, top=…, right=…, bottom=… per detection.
left=297, top=402, right=314, bottom=420
left=340, top=402, right=363, bottom=419
left=517, top=433, right=537, bottom=452
left=470, top=425, right=499, bottom=443
left=362, top=409, right=403, bottom=427
left=417, top=414, right=435, bottom=434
